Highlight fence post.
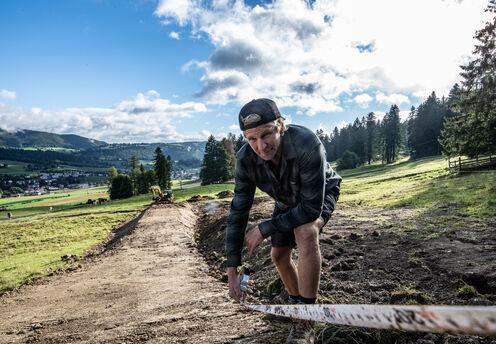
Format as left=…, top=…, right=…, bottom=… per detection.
left=459, top=157, right=462, bottom=171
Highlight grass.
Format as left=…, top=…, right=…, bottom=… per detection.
left=172, top=183, right=234, bottom=202
left=0, top=189, right=154, bottom=294
left=0, top=186, right=109, bottom=219
left=339, top=156, right=496, bottom=220
left=0, top=160, right=31, bottom=175
left=455, top=284, right=478, bottom=300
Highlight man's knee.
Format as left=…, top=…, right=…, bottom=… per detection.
left=271, top=246, right=292, bottom=266
left=295, top=222, right=319, bottom=244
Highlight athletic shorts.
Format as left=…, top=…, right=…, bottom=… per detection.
left=270, top=192, right=338, bottom=247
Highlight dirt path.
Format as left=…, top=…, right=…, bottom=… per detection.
left=34, top=193, right=108, bottom=207
left=0, top=203, right=270, bottom=344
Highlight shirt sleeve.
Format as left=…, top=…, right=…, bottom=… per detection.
left=258, top=143, right=327, bottom=238
left=225, top=158, right=256, bottom=267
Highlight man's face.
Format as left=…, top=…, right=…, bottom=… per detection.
left=244, top=124, right=283, bottom=163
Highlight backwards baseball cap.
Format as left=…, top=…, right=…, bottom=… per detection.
left=238, top=98, right=284, bottom=131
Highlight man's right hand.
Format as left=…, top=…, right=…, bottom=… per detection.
left=227, top=266, right=242, bottom=302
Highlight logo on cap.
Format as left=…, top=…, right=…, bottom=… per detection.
left=241, top=113, right=262, bottom=126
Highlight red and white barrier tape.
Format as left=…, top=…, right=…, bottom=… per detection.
left=241, top=302, right=496, bottom=337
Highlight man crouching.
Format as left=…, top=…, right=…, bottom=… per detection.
left=225, top=98, right=341, bottom=344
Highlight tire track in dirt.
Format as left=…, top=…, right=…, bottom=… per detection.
left=0, top=203, right=269, bottom=343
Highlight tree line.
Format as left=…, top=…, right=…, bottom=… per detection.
left=199, top=2, right=495, bottom=183
left=107, top=147, right=172, bottom=200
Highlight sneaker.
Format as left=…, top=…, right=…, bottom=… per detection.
left=285, top=319, right=315, bottom=344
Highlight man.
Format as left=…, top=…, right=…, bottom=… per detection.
left=225, top=98, right=341, bottom=344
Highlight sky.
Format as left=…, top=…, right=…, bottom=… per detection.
left=0, top=0, right=491, bottom=143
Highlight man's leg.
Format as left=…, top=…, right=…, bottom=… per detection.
left=271, top=246, right=299, bottom=296
left=294, top=218, right=323, bottom=299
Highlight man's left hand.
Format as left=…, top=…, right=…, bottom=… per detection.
left=245, top=226, right=264, bottom=256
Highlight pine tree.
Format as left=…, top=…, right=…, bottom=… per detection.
left=381, top=105, right=402, bottom=163
left=165, top=155, right=172, bottom=189
left=130, top=155, right=139, bottom=170
left=137, top=164, right=149, bottom=194
left=107, top=166, right=118, bottom=191
left=200, top=135, right=231, bottom=185
left=154, top=147, right=167, bottom=189
left=441, top=2, right=496, bottom=157
left=110, top=175, right=133, bottom=200
left=407, top=92, right=447, bottom=158
left=365, top=112, right=378, bottom=164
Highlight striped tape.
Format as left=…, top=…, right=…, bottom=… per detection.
left=242, top=302, right=496, bottom=337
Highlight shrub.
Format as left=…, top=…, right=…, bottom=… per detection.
left=109, top=174, right=133, bottom=200
left=337, top=150, right=361, bottom=170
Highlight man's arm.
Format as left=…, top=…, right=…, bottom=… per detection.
left=225, top=158, right=256, bottom=268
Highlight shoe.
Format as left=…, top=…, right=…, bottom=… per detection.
left=285, top=319, right=315, bottom=344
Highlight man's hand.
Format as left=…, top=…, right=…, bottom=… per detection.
left=227, top=266, right=242, bottom=302
left=245, top=225, right=264, bottom=256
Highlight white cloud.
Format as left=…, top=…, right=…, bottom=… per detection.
left=169, top=31, right=180, bottom=39
left=155, top=0, right=489, bottom=115
left=336, top=120, right=348, bottom=130
left=229, top=124, right=239, bottom=130
left=199, top=129, right=211, bottom=139
left=0, top=89, right=16, bottom=100
left=0, top=91, right=208, bottom=143
left=375, top=92, right=410, bottom=106
left=354, top=93, right=373, bottom=108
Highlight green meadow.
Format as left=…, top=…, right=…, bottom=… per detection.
left=1, top=156, right=495, bottom=294
left=0, top=161, right=32, bottom=175
left=339, top=156, right=496, bottom=219
left=0, top=184, right=236, bottom=293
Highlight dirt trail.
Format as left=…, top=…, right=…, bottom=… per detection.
left=0, top=203, right=269, bottom=344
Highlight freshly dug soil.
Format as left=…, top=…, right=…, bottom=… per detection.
left=195, top=195, right=496, bottom=344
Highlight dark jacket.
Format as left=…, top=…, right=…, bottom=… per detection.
left=225, top=124, right=341, bottom=267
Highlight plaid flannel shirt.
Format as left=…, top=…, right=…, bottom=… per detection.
left=225, top=124, right=341, bottom=267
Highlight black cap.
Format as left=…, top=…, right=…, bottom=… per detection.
left=239, top=98, right=283, bottom=131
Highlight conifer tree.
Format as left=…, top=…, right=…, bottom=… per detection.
left=441, top=1, right=496, bottom=157
left=107, top=166, right=118, bottom=191
left=154, top=147, right=167, bottom=189
left=381, top=105, right=402, bottom=163
left=200, top=135, right=231, bottom=185
left=365, top=112, right=378, bottom=164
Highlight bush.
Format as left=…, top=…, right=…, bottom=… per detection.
left=109, top=174, right=133, bottom=200
left=337, top=150, right=361, bottom=170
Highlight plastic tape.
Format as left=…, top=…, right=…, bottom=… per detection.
left=242, top=302, right=496, bottom=337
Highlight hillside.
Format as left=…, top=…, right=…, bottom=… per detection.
left=0, top=128, right=206, bottom=170
left=0, top=128, right=107, bottom=150
left=84, top=142, right=205, bottom=169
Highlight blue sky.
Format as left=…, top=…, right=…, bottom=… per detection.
left=0, top=0, right=491, bottom=143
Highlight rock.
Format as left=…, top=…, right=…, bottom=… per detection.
left=422, top=334, right=439, bottom=342
left=468, top=297, right=492, bottom=305
left=331, top=260, right=354, bottom=271
left=320, top=238, right=334, bottom=245
left=349, top=232, right=363, bottom=240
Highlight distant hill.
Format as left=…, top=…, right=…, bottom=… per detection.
left=0, top=128, right=206, bottom=171
left=84, top=142, right=205, bottom=170
left=0, top=128, right=107, bottom=150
